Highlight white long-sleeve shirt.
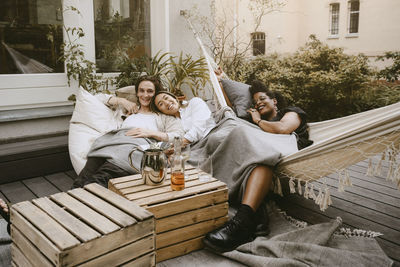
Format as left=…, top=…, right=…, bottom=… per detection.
left=180, top=97, right=216, bottom=143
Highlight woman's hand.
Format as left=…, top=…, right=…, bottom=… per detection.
left=125, top=128, right=154, bottom=138
left=108, top=96, right=138, bottom=114
left=182, top=138, right=191, bottom=148
left=119, top=98, right=139, bottom=115
left=247, top=108, right=261, bottom=125
left=214, top=66, right=223, bottom=81
left=125, top=128, right=169, bottom=141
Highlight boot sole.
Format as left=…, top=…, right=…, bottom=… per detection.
left=203, top=236, right=255, bottom=253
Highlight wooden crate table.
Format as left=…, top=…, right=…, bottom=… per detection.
left=10, top=183, right=155, bottom=267
left=108, top=165, right=229, bottom=262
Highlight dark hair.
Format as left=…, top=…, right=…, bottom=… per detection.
left=150, top=90, right=179, bottom=114
left=135, top=75, right=164, bottom=94
left=249, top=80, right=287, bottom=110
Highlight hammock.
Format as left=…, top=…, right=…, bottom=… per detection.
left=183, top=13, right=400, bottom=210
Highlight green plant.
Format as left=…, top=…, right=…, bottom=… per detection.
left=114, top=51, right=171, bottom=88
left=233, top=35, right=376, bottom=121
left=376, top=51, right=400, bottom=82
left=163, top=52, right=209, bottom=97
left=59, top=6, right=110, bottom=98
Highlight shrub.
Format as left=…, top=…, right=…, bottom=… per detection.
left=376, top=51, right=400, bottom=82
left=233, top=35, right=376, bottom=122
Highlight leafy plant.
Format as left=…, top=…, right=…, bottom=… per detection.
left=163, top=52, right=209, bottom=97
left=114, top=51, right=171, bottom=88
left=376, top=51, right=400, bottom=82
left=233, top=35, right=376, bottom=121
left=59, top=6, right=110, bottom=98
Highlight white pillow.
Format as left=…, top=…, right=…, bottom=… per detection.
left=69, top=88, right=120, bottom=174
left=70, top=88, right=119, bottom=132
left=68, top=123, right=102, bottom=174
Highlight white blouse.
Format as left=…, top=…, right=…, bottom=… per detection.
left=180, top=97, right=216, bottom=143
left=121, top=113, right=158, bottom=131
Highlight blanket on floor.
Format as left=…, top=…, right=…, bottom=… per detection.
left=217, top=203, right=393, bottom=267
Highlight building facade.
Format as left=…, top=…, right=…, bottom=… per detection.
left=221, top=0, right=400, bottom=66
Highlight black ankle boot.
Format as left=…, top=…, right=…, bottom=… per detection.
left=203, top=204, right=256, bottom=252
left=255, top=204, right=270, bottom=236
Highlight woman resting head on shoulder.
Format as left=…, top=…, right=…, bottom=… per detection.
left=152, top=91, right=216, bottom=146
left=247, top=80, right=312, bottom=149
left=106, top=75, right=182, bottom=142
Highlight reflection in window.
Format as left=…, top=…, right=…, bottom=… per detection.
left=329, top=3, right=340, bottom=36
left=94, top=0, right=151, bottom=73
left=252, top=32, right=265, bottom=56
left=0, top=0, right=64, bottom=74
left=348, top=1, right=360, bottom=34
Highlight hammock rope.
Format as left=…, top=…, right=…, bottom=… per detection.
left=182, top=12, right=400, bottom=211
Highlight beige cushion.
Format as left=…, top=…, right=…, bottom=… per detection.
left=116, top=86, right=137, bottom=103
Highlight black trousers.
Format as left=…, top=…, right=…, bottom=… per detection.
left=73, top=157, right=131, bottom=188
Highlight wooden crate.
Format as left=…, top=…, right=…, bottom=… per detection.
left=10, top=183, right=155, bottom=267
left=108, top=165, right=229, bottom=262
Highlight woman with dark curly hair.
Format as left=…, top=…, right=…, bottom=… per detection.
left=202, top=73, right=312, bottom=252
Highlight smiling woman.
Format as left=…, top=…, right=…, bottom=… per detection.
left=248, top=80, right=312, bottom=149
left=152, top=91, right=216, bottom=146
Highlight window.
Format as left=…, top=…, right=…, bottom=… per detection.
left=0, top=0, right=64, bottom=74
left=329, top=3, right=340, bottom=36
left=252, top=32, right=265, bottom=56
left=94, top=0, right=151, bottom=72
left=348, top=0, right=360, bottom=34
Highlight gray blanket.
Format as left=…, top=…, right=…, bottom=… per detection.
left=217, top=203, right=392, bottom=267
left=186, top=109, right=392, bottom=266
left=188, top=113, right=298, bottom=203
left=87, top=129, right=156, bottom=174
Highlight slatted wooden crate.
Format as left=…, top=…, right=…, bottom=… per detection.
left=10, top=183, right=155, bottom=267
left=108, top=165, right=229, bottom=262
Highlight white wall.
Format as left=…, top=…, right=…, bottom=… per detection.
left=225, top=0, right=400, bottom=65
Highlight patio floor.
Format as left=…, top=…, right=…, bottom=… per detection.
left=1, top=157, right=399, bottom=266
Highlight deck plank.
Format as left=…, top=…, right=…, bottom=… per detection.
left=22, top=177, right=60, bottom=197
left=0, top=181, right=36, bottom=204
left=311, top=180, right=400, bottom=219
left=44, top=172, right=74, bottom=192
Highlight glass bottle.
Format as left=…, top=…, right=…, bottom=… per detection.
left=170, top=136, right=185, bottom=191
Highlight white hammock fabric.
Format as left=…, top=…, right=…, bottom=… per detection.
left=183, top=13, right=400, bottom=210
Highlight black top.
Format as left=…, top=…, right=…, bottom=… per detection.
left=268, top=106, right=313, bottom=150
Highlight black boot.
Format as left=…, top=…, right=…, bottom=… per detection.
left=203, top=204, right=256, bottom=252
left=255, top=204, right=270, bottom=236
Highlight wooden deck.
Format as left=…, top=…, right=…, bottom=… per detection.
left=1, top=157, right=399, bottom=266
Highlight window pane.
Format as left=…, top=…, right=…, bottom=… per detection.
left=252, top=32, right=265, bottom=56
left=94, top=0, right=151, bottom=73
left=348, top=1, right=359, bottom=33
left=330, top=4, right=340, bottom=35
left=349, top=13, right=359, bottom=33
left=350, top=1, right=360, bottom=11
left=0, top=0, right=64, bottom=74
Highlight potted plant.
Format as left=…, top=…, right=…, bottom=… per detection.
left=163, top=52, right=209, bottom=98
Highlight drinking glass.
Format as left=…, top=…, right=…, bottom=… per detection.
left=197, top=156, right=213, bottom=182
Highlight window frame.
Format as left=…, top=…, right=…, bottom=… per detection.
left=328, top=3, right=340, bottom=38
left=251, top=32, right=266, bottom=56
left=347, top=0, right=360, bottom=37
left=0, top=0, right=165, bottom=111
